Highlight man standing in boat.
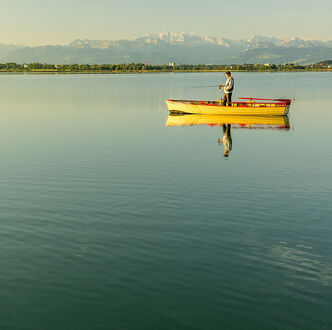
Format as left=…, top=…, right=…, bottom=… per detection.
left=219, top=71, right=234, bottom=106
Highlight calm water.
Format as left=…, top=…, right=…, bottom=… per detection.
left=0, top=72, right=331, bottom=329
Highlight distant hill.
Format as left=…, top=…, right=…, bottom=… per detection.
left=1, top=33, right=332, bottom=65
left=315, top=60, right=332, bottom=66
left=0, top=43, right=23, bottom=55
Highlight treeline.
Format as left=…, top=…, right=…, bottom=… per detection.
left=0, top=62, right=331, bottom=72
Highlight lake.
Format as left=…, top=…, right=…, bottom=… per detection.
left=0, top=72, right=331, bottom=329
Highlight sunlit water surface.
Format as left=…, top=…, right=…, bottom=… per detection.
left=0, top=72, right=331, bottom=329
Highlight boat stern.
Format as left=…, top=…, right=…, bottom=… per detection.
left=284, top=105, right=290, bottom=115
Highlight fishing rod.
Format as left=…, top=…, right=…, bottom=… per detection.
left=187, top=85, right=220, bottom=89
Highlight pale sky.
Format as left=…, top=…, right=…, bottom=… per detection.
left=1, top=0, right=332, bottom=46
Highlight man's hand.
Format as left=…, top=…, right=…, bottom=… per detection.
left=219, top=84, right=224, bottom=89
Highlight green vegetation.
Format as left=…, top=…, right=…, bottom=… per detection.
left=0, top=62, right=332, bottom=73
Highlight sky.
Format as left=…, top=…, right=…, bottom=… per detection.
left=1, top=0, right=332, bottom=46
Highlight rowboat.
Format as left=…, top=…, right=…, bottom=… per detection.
left=166, top=98, right=291, bottom=116
left=165, top=114, right=290, bottom=130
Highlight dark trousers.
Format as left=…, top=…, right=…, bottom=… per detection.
left=222, top=93, right=232, bottom=106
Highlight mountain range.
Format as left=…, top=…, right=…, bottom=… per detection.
left=1, top=32, right=332, bottom=65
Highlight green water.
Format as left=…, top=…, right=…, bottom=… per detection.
left=0, top=72, right=331, bottom=329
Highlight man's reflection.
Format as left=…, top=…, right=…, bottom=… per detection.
left=218, top=124, right=232, bottom=158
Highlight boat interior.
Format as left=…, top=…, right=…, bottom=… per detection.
left=168, top=98, right=291, bottom=107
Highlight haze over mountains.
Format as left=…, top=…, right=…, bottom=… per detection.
left=1, top=32, right=332, bottom=65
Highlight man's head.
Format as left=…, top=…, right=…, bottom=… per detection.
left=225, top=71, right=231, bottom=78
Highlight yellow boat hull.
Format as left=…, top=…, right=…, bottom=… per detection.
left=166, top=99, right=290, bottom=116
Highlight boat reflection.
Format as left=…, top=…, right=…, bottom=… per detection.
left=166, top=114, right=290, bottom=129
left=165, top=114, right=290, bottom=158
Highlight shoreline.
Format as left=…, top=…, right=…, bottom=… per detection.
left=1, top=69, right=332, bottom=74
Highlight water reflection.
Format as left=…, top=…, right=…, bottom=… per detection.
left=268, top=243, right=332, bottom=286
left=166, top=114, right=290, bottom=158
left=165, top=114, right=290, bottom=129
left=218, top=124, right=232, bottom=158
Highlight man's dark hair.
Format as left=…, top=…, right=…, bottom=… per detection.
left=225, top=71, right=231, bottom=75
